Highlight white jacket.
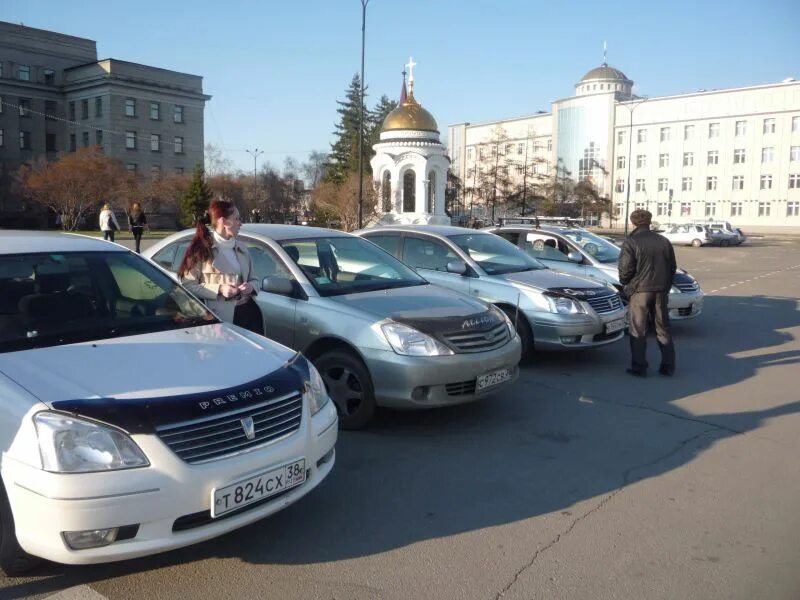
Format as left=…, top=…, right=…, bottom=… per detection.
left=99, top=209, right=120, bottom=232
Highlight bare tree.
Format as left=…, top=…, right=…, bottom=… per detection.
left=302, top=151, right=329, bottom=188
left=204, top=143, right=234, bottom=176
left=311, top=173, right=376, bottom=231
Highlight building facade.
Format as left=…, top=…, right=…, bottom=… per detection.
left=448, top=64, right=800, bottom=228
left=0, top=21, right=209, bottom=227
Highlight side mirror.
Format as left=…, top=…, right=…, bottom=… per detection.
left=567, top=251, right=583, bottom=264
left=261, top=277, right=294, bottom=296
left=446, top=260, right=468, bottom=275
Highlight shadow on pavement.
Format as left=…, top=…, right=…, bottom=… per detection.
left=4, top=294, right=800, bottom=598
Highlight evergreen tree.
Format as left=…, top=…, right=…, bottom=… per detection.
left=326, top=74, right=370, bottom=184
left=180, top=165, right=212, bottom=226
left=368, top=94, right=398, bottom=148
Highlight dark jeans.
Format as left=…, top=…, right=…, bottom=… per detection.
left=103, top=230, right=115, bottom=242
left=132, top=227, right=144, bottom=253
left=233, top=299, right=264, bottom=336
left=628, top=291, right=675, bottom=373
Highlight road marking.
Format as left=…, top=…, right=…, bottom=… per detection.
left=45, top=585, right=109, bottom=600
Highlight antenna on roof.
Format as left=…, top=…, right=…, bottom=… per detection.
left=603, top=41, right=607, bottom=66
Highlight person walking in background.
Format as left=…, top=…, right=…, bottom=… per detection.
left=177, top=199, right=264, bottom=335
left=99, top=203, right=120, bottom=242
left=619, top=209, right=677, bottom=377
left=128, top=202, right=148, bottom=253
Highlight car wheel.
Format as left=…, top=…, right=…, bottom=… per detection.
left=720, top=239, right=730, bottom=247
left=499, top=306, right=534, bottom=361
left=0, top=482, right=39, bottom=576
left=691, top=239, right=703, bottom=248
left=314, top=350, right=376, bottom=430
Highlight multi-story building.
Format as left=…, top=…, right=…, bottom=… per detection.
left=448, top=63, right=800, bottom=228
left=0, top=21, right=209, bottom=227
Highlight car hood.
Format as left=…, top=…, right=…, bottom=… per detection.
left=0, top=324, right=306, bottom=432
left=328, top=283, right=488, bottom=320
left=496, top=269, right=607, bottom=293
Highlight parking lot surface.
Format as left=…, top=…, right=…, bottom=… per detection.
left=3, top=235, right=800, bottom=600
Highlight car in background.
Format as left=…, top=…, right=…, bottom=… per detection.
left=655, top=223, right=713, bottom=247
left=355, top=225, right=627, bottom=358
left=485, top=225, right=704, bottom=321
left=145, top=226, right=521, bottom=429
left=693, top=220, right=746, bottom=245
left=0, top=232, right=337, bottom=574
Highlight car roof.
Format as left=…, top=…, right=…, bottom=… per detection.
left=0, top=230, right=128, bottom=255
left=240, top=224, right=352, bottom=241
left=358, top=224, right=484, bottom=237
left=486, top=225, right=581, bottom=235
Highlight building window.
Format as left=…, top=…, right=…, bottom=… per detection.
left=707, top=176, right=718, bottom=191
left=658, top=178, right=669, bottom=192
left=635, top=179, right=646, bottom=192
left=682, top=177, right=693, bottom=191
left=660, top=127, right=670, bottom=142
left=730, top=202, right=743, bottom=216
left=789, top=174, right=800, bottom=189
left=403, top=170, right=416, bottom=212
left=0, top=129, right=3, bottom=148
left=635, top=202, right=646, bottom=210
left=96, top=129, right=103, bottom=148
left=504, top=144, right=512, bottom=156
left=174, top=136, right=184, bottom=154
left=467, top=147, right=473, bottom=160
left=515, top=164, right=523, bottom=175
left=637, top=129, right=647, bottom=143
left=69, top=134, right=76, bottom=152
left=760, top=147, right=775, bottom=163
left=126, top=163, right=137, bottom=173
left=517, top=142, right=524, bottom=155
left=659, top=153, right=669, bottom=168
left=150, top=133, right=160, bottom=152
left=733, top=149, right=746, bottom=164
left=479, top=147, right=485, bottom=159
left=617, top=156, right=626, bottom=169
left=174, top=167, right=184, bottom=175
left=0, top=95, right=3, bottom=114
left=705, top=202, right=717, bottom=216
left=760, top=175, right=773, bottom=189
left=791, top=146, right=800, bottom=162
left=683, top=152, right=694, bottom=167
left=735, top=120, right=746, bottom=136
left=547, top=139, right=552, bottom=151
left=126, top=131, right=137, bottom=150
left=684, top=125, right=694, bottom=140
left=680, top=202, right=691, bottom=216
left=617, top=130, right=625, bottom=145
left=709, top=122, right=720, bottom=138
left=125, top=98, right=136, bottom=117
left=82, top=131, right=89, bottom=147
left=763, top=118, right=776, bottom=134
left=707, top=151, right=719, bottom=165
left=18, top=65, right=30, bottom=81
left=81, top=99, right=89, bottom=119
left=150, top=102, right=160, bottom=120
left=174, top=105, right=185, bottom=124
left=151, top=165, right=161, bottom=177
left=18, top=97, right=31, bottom=117
left=20, top=131, right=31, bottom=149
left=793, top=116, right=800, bottom=133
left=490, top=146, right=496, bottom=157
left=615, top=179, right=625, bottom=193
left=636, top=154, right=646, bottom=168
left=69, top=101, right=75, bottom=121
left=758, top=202, right=771, bottom=217
left=787, top=201, right=800, bottom=217
left=95, top=97, right=102, bottom=117
left=732, top=175, right=744, bottom=190
left=467, top=167, right=474, bottom=179
left=45, top=100, right=57, bottom=120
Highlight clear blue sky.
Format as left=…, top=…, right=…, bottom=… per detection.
left=3, top=0, right=799, bottom=174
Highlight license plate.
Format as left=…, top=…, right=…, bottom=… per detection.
left=212, top=459, right=306, bottom=518
left=476, top=368, right=512, bottom=391
left=605, top=318, right=626, bottom=334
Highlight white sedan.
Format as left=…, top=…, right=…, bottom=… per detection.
left=0, top=231, right=337, bottom=574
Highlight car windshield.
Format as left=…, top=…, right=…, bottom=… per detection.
left=280, top=236, right=426, bottom=297
left=0, top=251, right=217, bottom=353
left=559, top=230, right=621, bottom=263
left=449, top=233, right=545, bottom=275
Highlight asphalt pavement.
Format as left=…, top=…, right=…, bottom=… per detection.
left=2, top=236, right=799, bottom=600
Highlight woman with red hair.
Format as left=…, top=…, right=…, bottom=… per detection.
left=178, top=200, right=263, bottom=334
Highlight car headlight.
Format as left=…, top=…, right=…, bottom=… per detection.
left=488, top=305, right=516, bottom=338
left=670, top=286, right=680, bottom=294
left=381, top=322, right=454, bottom=356
left=545, top=295, right=586, bottom=315
left=304, top=361, right=330, bottom=415
left=34, top=412, right=149, bottom=473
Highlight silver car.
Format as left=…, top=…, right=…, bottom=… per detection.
left=485, top=225, right=704, bottom=321
left=355, top=225, right=627, bottom=357
left=144, top=225, right=521, bottom=429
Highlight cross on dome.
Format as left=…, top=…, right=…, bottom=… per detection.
left=406, top=57, right=417, bottom=92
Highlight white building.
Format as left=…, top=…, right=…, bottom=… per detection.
left=448, top=63, right=800, bottom=228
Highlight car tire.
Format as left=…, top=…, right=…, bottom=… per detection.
left=720, top=239, right=730, bottom=247
left=314, top=350, right=376, bottom=430
left=0, top=481, right=39, bottom=576
left=691, top=239, right=703, bottom=248
left=499, top=306, right=534, bottom=361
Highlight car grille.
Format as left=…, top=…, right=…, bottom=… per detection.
left=442, top=322, right=510, bottom=353
left=678, top=306, right=694, bottom=316
left=586, top=294, right=623, bottom=314
left=674, top=281, right=699, bottom=293
left=155, top=393, right=303, bottom=464
left=445, top=380, right=477, bottom=396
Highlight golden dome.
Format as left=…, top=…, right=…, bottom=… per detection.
left=381, top=92, right=439, bottom=133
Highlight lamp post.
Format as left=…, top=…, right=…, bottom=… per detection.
left=619, top=96, right=648, bottom=236
left=246, top=148, right=264, bottom=217
left=357, top=0, right=370, bottom=229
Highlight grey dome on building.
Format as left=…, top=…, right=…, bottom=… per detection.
left=580, top=63, right=631, bottom=83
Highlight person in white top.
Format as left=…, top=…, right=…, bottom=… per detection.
left=98, top=203, right=121, bottom=242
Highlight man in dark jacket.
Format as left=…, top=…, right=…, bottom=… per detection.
left=619, top=209, right=677, bottom=377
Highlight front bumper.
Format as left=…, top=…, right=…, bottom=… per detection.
left=529, top=307, right=628, bottom=350
left=2, top=402, right=337, bottom=565
left=668, top=290, right=704, bottom=320
left=362, top=336, right=522, bottom=409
